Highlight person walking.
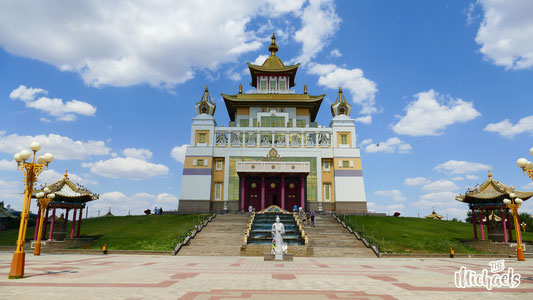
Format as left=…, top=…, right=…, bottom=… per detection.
left=311, top=211, right=315, bottom=227
left=306, top=213, right=310, bottom=227
left=293, top=204, right=297, bottom=212
left=159, top=207, right=163, bottom=215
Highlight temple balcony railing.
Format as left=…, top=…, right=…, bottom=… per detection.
left=251, top=89, right=296, bottom=94
left=215, top=127, right=332, bottom=148
left=236, top=161, right=310, bottom=173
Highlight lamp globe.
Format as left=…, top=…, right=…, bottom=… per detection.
left=515, top=198, right=523, bottom=204
left=19, top=150, right=31, bottom=161
left=14, top=153, right=22, bottom=162
left=42, top=153, right=54, bottom=163
left=30, top=142, right=41, bottom=152
left=503, top=199, right=512, bottom=204
left=517, top=158, right=528, bottom=168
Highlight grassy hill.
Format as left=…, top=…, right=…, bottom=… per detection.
left=0, top=214, right=209, bottom=251
left=340, top=215, right=533, bottom=254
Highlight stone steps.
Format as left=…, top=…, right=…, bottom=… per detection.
left=178, top=214, right=249, bottom=256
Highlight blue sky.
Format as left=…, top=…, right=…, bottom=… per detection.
left=1, top=0, right=532, bottom=219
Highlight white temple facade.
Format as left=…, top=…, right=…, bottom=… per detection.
left=179, top=34, right=367, bottom=213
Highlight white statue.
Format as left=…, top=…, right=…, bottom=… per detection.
left=271, top=215, right=287, bottom=256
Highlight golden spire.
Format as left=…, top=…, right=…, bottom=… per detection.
left=268, top=33, right=278, bottom=56
left=239, top=83, right=243, bottom=94
left=488, top=169, right=492, bottom=179
left=64, top=169, right=68, bottom=179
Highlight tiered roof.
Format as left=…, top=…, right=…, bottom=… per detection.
left=33, top=170, right=99, bottom=205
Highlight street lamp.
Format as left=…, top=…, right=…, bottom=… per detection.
left=34, top=189, right=55, bottom=255
left=516, top=146, right=533, bottom=181
left=503, top=192, right=524, bottom=261
left=9, top=142, right=54, bottom=279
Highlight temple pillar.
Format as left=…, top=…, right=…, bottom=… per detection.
left=501, top=210, right=508, bottom=243
left=261, top=174, right=265, bottom=210
left=48, top=208, right=56, bottom=241
left=507, top=210, right=513, bottom=242
left=281, top=173, right=285, bottom=210
left=472, top=209, right=477, bottom=239
left=300, top=175, right=305, bottom=211
left=240, top=175, right=245, bottom=212
left=34, top=208, right=41, bottom=241
left=42, top=207, right=49, bottom=238
left=65, top=209, right=70, bottom=225
left=70, top=208, right=77, bottom=239
left=76, top=207, right=83, bottom=238
left=478, top=210, right=485, bottom=240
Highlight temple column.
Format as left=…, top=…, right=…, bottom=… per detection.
left=300, top=175, right=305, bottom=211
left=261, top=173, right=265, bottom=210
left=281, top=173, right=285, bottom=210
left=65, top=208, right=70, bottom=226
left=76, top=207, right=83, bottom=238
left=70, top=208, right=77, bottom=239
left=42, top=207, right=49, bottom=238
left=48, top=208, right=56, bottom=241
left=478, top=210, right=485, bottom=240
left=34, top=208, right=41, bottom=241
left=507, top=210, right=513, bottom=242
left=472, top=209, right=478, bottom=239
left=240, top=175, right=246, bottom=212
left=501, top=210, right=508, bottom=243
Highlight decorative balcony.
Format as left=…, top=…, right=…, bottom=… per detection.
left=215, top=127, right=332, bottom=148
left=237, top=161, right=310, bottom=173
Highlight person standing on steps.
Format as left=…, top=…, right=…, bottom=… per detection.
left=293, top=204, right=297, bottom=212
left=311, top=211, right=315, bottom=227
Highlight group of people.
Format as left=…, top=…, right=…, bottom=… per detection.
left=293, top=205, right=315, bottom=227
left=153, top=207, right=164, bottom=215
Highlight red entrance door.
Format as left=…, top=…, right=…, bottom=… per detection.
left=285, top=177, right=300, bottom=210
left=245, top=179, right=261, bottom=211
left=265, top=178, right=281, bottom=207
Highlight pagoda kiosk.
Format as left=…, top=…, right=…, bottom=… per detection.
left=425, top=208, right=444, bottom=220
left=32, top=170, right=99, bottom=241
left=456, top=171, right=533, bottom=242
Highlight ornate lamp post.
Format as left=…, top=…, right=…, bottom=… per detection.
left=516, top=146, right=533, bottom=181
left=34, top=188, right=55, bottom=255
left=503, top=193, right=524, bottom=261
left=9, top=142, right=54, bottom=279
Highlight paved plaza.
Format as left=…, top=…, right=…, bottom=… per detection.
left=0, top=252, right=532, bottom=299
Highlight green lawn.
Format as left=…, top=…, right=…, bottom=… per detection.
left=340, top=215, right=533, bottom=254
left=0, top=214, right=210, bottom=251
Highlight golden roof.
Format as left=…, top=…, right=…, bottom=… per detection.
left=222, top=93, right=325, bottom=121
left=455, top=170, right=533, bottom=204
left=247, top=33, right=299, bottom=88
left=425, top=210, right=444, bottom=220
left=32, top=169, right=99, bottom=203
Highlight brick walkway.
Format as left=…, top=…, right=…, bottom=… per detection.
left=0, top=252, right=532, bottom=299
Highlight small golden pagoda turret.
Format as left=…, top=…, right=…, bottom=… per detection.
left=195, top=86, right=216, bottom=116
left=331, top=87, right=352, bottom=117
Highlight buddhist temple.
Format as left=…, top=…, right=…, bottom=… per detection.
left=179, top=34, right=367, bottom=213
left=0, top=201, right=17, bottom=231
left=456, top=170, right=533, bottom=242
left=425, top=208, right=444, bottom=220
left=32, top=170, right=99, bottom=241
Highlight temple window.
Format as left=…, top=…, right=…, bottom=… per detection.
left=239, top=119, right=249, bottom=127
left=340, top=134, right=348, bottom=145
left=215, top=183, right=222, bottom=200
left=260, top=77, right=267, bottom=90
left=296, top=119, right=306, bottom=128
left=342, top=160, right=349, bottom=168
left=216, top=160, right=223, bottom=170
left=198, top=133, right=207, bottom=144
left=339, top=106, right=345, bottom=115
left=261, top=116, right=285, bottom=127
left=324, top=161, right=330, bottom=171
left=269, top=77, right=277, bottom=90
left=279, top=77, right=286, bottom=90
left=324, top=184, right=331, bottom=201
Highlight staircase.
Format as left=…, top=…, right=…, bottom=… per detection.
left=178, top=214, right=249, bottom=256
left=305, top=214, right=376, bottom=257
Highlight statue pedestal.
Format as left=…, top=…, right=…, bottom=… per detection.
left=264, top=253, right=293, bottom=261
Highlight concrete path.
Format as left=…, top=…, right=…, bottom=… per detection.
left=1, top=252, right=532, bottom=299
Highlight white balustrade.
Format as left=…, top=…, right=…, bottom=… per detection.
left=236, top=161, right=310, bottom=173
left=215, top=127, right=332, bottom=148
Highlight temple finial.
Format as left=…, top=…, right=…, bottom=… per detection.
left=339, top=86, right=343, bottom=93
left=64, top=169, right=68, bottom=178
left=204, top=85, right=209, bottom=92
left=488, top=169, right=492, bottom=179
left=239, top=83, right=243, bottom=94
left=268, top=32, right=279, bottom=56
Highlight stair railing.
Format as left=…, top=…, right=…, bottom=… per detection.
left=332, top=213, right=381, bottom=257
left=243, top=212, right=255, bottom=245
left=173, top=213, right=216, bottom=255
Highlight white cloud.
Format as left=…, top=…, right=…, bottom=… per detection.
left=475, top=0, right=533, bottom=70
left=411, top=191, right=460, bottom=208
left=37, top=169, right=98, bottom=186
left=422, top=179, right=459, bottom=192
left=360, top=138, right=373, bottom=147
left=434, top=160, right=491, bottom=175
left=404, top=177, right=430, bottom=186
left=392, top=90, right=481, bottom=136
left=329, top=49, right=342, bottom=58
left=0, top=159, right=17, bottom=171
left=452, top=176, right=464, bottom=181
left=375, top=190, right=406, bottom=202
left=9, top=85, right=96, bottom=121
left=0, top=179, right=25, bottom=211
left=386, top=204, right=404, bottom=212
left=365, top=137, right=412, bottom=154
left=82, top=157, right=169, bottom=180
left=308, top=63, right=378, bottom=114
left=171, top=144, right=189, bottom=164
left=0, top=1, right=329, bottom=89
left=483, top=115, right=533, bottom=138
left=465, top=175, right=480, bottom=180
left=354, top=115, right=372, bottom=124
left=89, top=191, right=178, bottom=216
left=521, top=182, right=533, bottom=190
left=0, top=131, right=110, bottom=160
left=123, top=148, right=153, bottom=161
left=293, top=0, right=341, bottom=64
